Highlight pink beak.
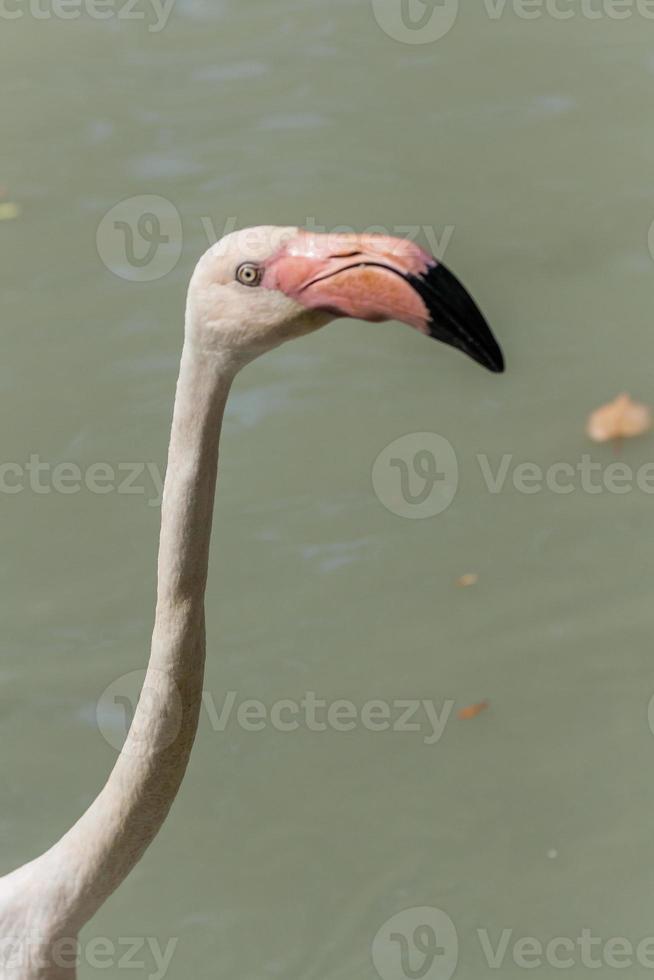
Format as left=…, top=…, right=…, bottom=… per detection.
left=262, top=230, right=504, bottom=373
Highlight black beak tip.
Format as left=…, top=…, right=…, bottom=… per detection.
left=409, top=263, right=506, bottom=376
left=478, top=344, right=505, bottom=374
left=453, top=340, right=505, bottom=374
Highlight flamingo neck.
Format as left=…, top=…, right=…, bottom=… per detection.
left=2, top=339, right=237, bottom=945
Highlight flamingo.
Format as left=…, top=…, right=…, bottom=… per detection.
left=0, top=226, right=504, bottom=978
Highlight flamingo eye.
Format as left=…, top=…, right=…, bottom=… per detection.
left=236, top=262, right=262, bottom=287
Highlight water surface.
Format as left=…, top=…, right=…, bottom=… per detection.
left=2, top=3, right=654, bottom=977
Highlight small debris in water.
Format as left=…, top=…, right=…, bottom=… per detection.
left=456, top=573, right=479, bottom=588
left=457, top=699, right=489, bottom=720
left=586, top=393, right=651, bottom=443
left=547, top=849, right=558, bottom=860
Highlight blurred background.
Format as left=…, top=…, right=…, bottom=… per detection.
left=2, top=1, right=654, bottom=977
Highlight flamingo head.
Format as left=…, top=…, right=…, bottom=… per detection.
left=187, top=225, right=504, bottom=373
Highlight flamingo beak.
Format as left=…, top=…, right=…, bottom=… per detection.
left=263, top=231, right=504, bottom=373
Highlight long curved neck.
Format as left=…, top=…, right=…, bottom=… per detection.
left=27, top=341, right=236, bottom=933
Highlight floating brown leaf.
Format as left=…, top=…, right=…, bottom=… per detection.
left=456, top=572, right=479, bottom=588
left=458, top=699, right=489, bottom=721
left=587, top=393, right=652, bottom=443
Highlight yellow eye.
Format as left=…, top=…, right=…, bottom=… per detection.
left=236, top=262, right=262, bottom=287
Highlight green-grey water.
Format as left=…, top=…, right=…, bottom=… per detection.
left=2, top=3, right=654, bottom=977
